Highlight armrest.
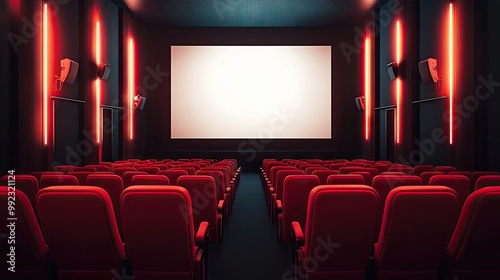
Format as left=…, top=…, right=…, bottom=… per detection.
left=195, top=221, right=209, bottom=246
left=276, top=200, right=283, bottom=213
left=225, top=187, right=231, bottom=193
left=291, top=221, right=304, bottom=246
left=269, top=187, right=275, bottom=193
left=217, top=200, right=224, bottom=213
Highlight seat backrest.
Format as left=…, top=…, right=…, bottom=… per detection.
left=264, top=161, right=287, bottom=176
left=305, top=166, right=328, bottom=175
left=311, top=170, right=340, bottom=185
left=449, top=171, right=472, bottom=179
left=474, top=175, right=500, bottom=191
left=73, top=166, right=97, bottom=172
left=181, top=163, right=202, bottom=171
left=86, top=174, right=124, bottom=235
left=328, top=163, right=348, bottom=170
left=158, top=169, right=189, bottom=185
left=202, top=166, right=230, bottom=187
left=447, top=187, right=500, bottom=279
left=374, top=186, right=460, bottom=279
left=0, top=175, right=39, bottom=211
left=429, top=175, right=470, bottom=208
left=326, top=174, right=365, bottom=185
left=350, top=171, right=373, bottom=186
left=380, top=171, right=405, bottom=176
left=177, top=175, right=219, bottom=243
left=434, top=166, right=457, bottom=174
left=53, top=165, right=75, bottom=173
left=121, top=186, right=196, bottom=278
left=136, top=166, right=160, bottom=175
left=113, top=167, right=137, bottom=177
left=86, top=164, right=111, bottom=172
left=414, top=165, right=434, bottom=176
left=420, top=171, right=445, bottom=185
left=31, top=171, right=63, bottom=182
left=171, top=166, right=196, bottom=175
left=195, top=170, right=225, bottom=202
left=131, top=175, right=170, bottom=186
left=40, top=174, right=79, bottom=189
left=281, top=175, right=320, bottom=239
left=275, top=169, right=306, bottom=201
left=152, top=164, right=168, bottom=170
left=302, top=185, right=378, bottom=277
left=471, top=171, right=499, bottom=193
left=269, top=166, right=296, bottom=187
left=0, top=187, right=49, bottom=279
left=122, top=171, right=148, bottom=189
left=36, top=186, right=125, bottom=279
left=67, top=171, right=93, bottom=185
left=388, top=165, right=415, bottom=175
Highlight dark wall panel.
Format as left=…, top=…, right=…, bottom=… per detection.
left=487, top=0, right=500, bottom=171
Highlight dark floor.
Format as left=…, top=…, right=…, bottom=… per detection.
left=208, top=172, right=292, bottom=280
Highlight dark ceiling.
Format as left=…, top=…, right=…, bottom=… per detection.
left=113, top=0, right=383, bottom=27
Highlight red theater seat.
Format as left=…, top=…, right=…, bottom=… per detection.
left=388, top=165, right=415, bottom=175
left=113, top=167, right=136, bottom=177
left=434, top=166, right=457, bottom=174
left=328, top=163, right=348, bottom=170
left=326, top=174, right=365, bottom=185
left=277, top=175, right=319, bottom=243
left=136, top=166, right=160, bottom=175
left=304, top=166, right=328, bottom=175
left=86, top=164, right=111, bottom=172
left=72, top=166, right=97, bottom=172
left=471, top=171, right=500, bottom=193
left=0, top=175, right=39, bottom=214
left=31, top=171, right=63, bottom=182
left=474, top=175, right=500, bottom=191
left=131, top=175, right=170, bottom=186
left=381, top=171, right=405, bottom=176
left=171, top=166, right=196, bottom=175
left=447, top=187, right=500, bottom=279
left=122, top=171, right=148, bottom=189
left=53, top=165, right=75, bottom=173
left=158, top=169, right=189, bottom=185
left=0, top=187, right=50, bottom=279
left=37, top=186, right=125, bottom=279
left=429, top=175, right=471, bottom=208
left=374, top=186, right=460, bottom=280
left=270, top=169, right=305, bottom=222
left=449, top=171, right=472, bottom=180
left=372, top=164, right=390, bottom=174
left=420, top=171, right=445, bottom=185
left=177, top=175, right=223, bottom=243
left=67, top=171, right=92, bottom=185
left=350, top=171, right=374, bottom=185
left=40, top=174, right=79, bottom=189
left=311, top=170, right=340, bottom=185
left=292, top=185, right=378, bottom=279
left=414, top=165, right=434, bottom=176
left=121, top=186, right=208, bottom=280
left=195, top=170, right=230, bottom=223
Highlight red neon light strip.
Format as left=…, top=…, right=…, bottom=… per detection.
left=364, top=37, right=371, bottom=140
left=396, top=20, right=402, bottom=144
left=128, top=38, right=134, bottom=140
left=449, top=3, right=454, bottom=144
left=43, top=3, right=48, bottom=145
left=96, top=21, right=101, bottom=144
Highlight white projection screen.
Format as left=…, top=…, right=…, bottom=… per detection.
left=171, top=46, right=332, bottom=139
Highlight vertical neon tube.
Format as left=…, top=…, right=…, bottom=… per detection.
left=449, top=3, right=454, bottom=144
left=128, top=38, right=134, bottom=140
left=364, top=37, right=371, bottom=140
left=96, top=21, right=101, bottom=144
left=396, top=20, right=402, bottom=144
left=43, top=3, right=48, bottom=145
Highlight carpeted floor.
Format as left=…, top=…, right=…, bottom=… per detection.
left=208, top=172, right=292, bottom=280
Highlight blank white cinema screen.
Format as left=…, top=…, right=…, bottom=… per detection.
left=171, top=46, right=332, bottom=139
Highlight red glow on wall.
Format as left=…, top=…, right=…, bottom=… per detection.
left=95, top=21, right=101, bottom=144
left=128, top=38, right=135, bottom=140
left=364, top=36, right=371, bottom=140
left=449, top=3, right=454, bottom=144
left=43, top=3, right=48, bottom=145
left=395, top=20, right=402, bottom=144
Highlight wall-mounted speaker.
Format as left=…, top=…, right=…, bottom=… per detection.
left=387, top=62, right=398, bottom=80
left=355, top=96, right=366, bottom=111
left=60, top=58, right=79, bottom=85
left=98, top=63, right=111, bottom=80
left=418, top=58, right=439, bottom=83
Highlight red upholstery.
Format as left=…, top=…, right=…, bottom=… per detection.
left=202, top=166, right=234, bottom=211
left=31, top=171, right=63, bottom=182
left=86, top=164, right=111, bottom=172
left=350, top=171, right=373, bottom=186
left=122, top=171, right=148, bottom=189
left=162, top=159, right=174, bottom=164
left=299, top=164, right=321, bottom=171
left=131, top=175, right=170, bottom=186
left=158, top=169, right=189, bottom=185
left=374, top=186, right=460, bottom=280
left=136, top=166, right=160, bottom=175
left=449, top=171, right=472, bottom=180
left=292, top=185, right=379, bottom=279
left=36, top=186, right=125, bottom=280
left=471, top=171, right=499, bottom=193
left=429, top=175, right=470, bottom=208
left=171, top=166, right=197, bottom=175
left=372, top=164, right=390, bottom=174
left=277, top=175, right=320, bottom=243
left=53, top=165, right=75, bottom=173
left=371, top=175, right=423, bottom=240
left=67, top=171, right=93, bottom=185
left=434, top=166, right=457, bottom=174
left=121, top=186, right=207, bottom=280
left=414, top=165, right=434, bottom=176
left=86, top=174, right=124, bottom=236
left=474, top=175, right=500, bottom=191
left=152, top=164, right=168, bottom=170
left=0, top=187, right=50, bottom=279
left=195, top=170, right=230, bottom=222
left=0, top=175, right=39, bottom=214
left=270, top=169, right=305, bottom=221
left=73, top=166, right=97, bottom=172
left=177, top=175, right=223, bottom=243
left=388, top=165, right=415, bottom=175
left=40, top=174, right=79, bottom=189
left=381, top=171, right=405, bottom=176
left=177, top=158, right=191, bottom=162
left=181, top=163, right=202, bottom=171
left=420, top=171, right=445, bottom=185
left=326, top=174, right=365, bottom=185
left=113, top=167, right=136, bottom=177
left=311, top=170, right=341, bottom=185
left=447, top=187, right=500, bottom=279
left=304, top=166, right=328, bottom=175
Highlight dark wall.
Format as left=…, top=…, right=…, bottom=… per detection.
left=129, top=26, right=364, bottom=169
